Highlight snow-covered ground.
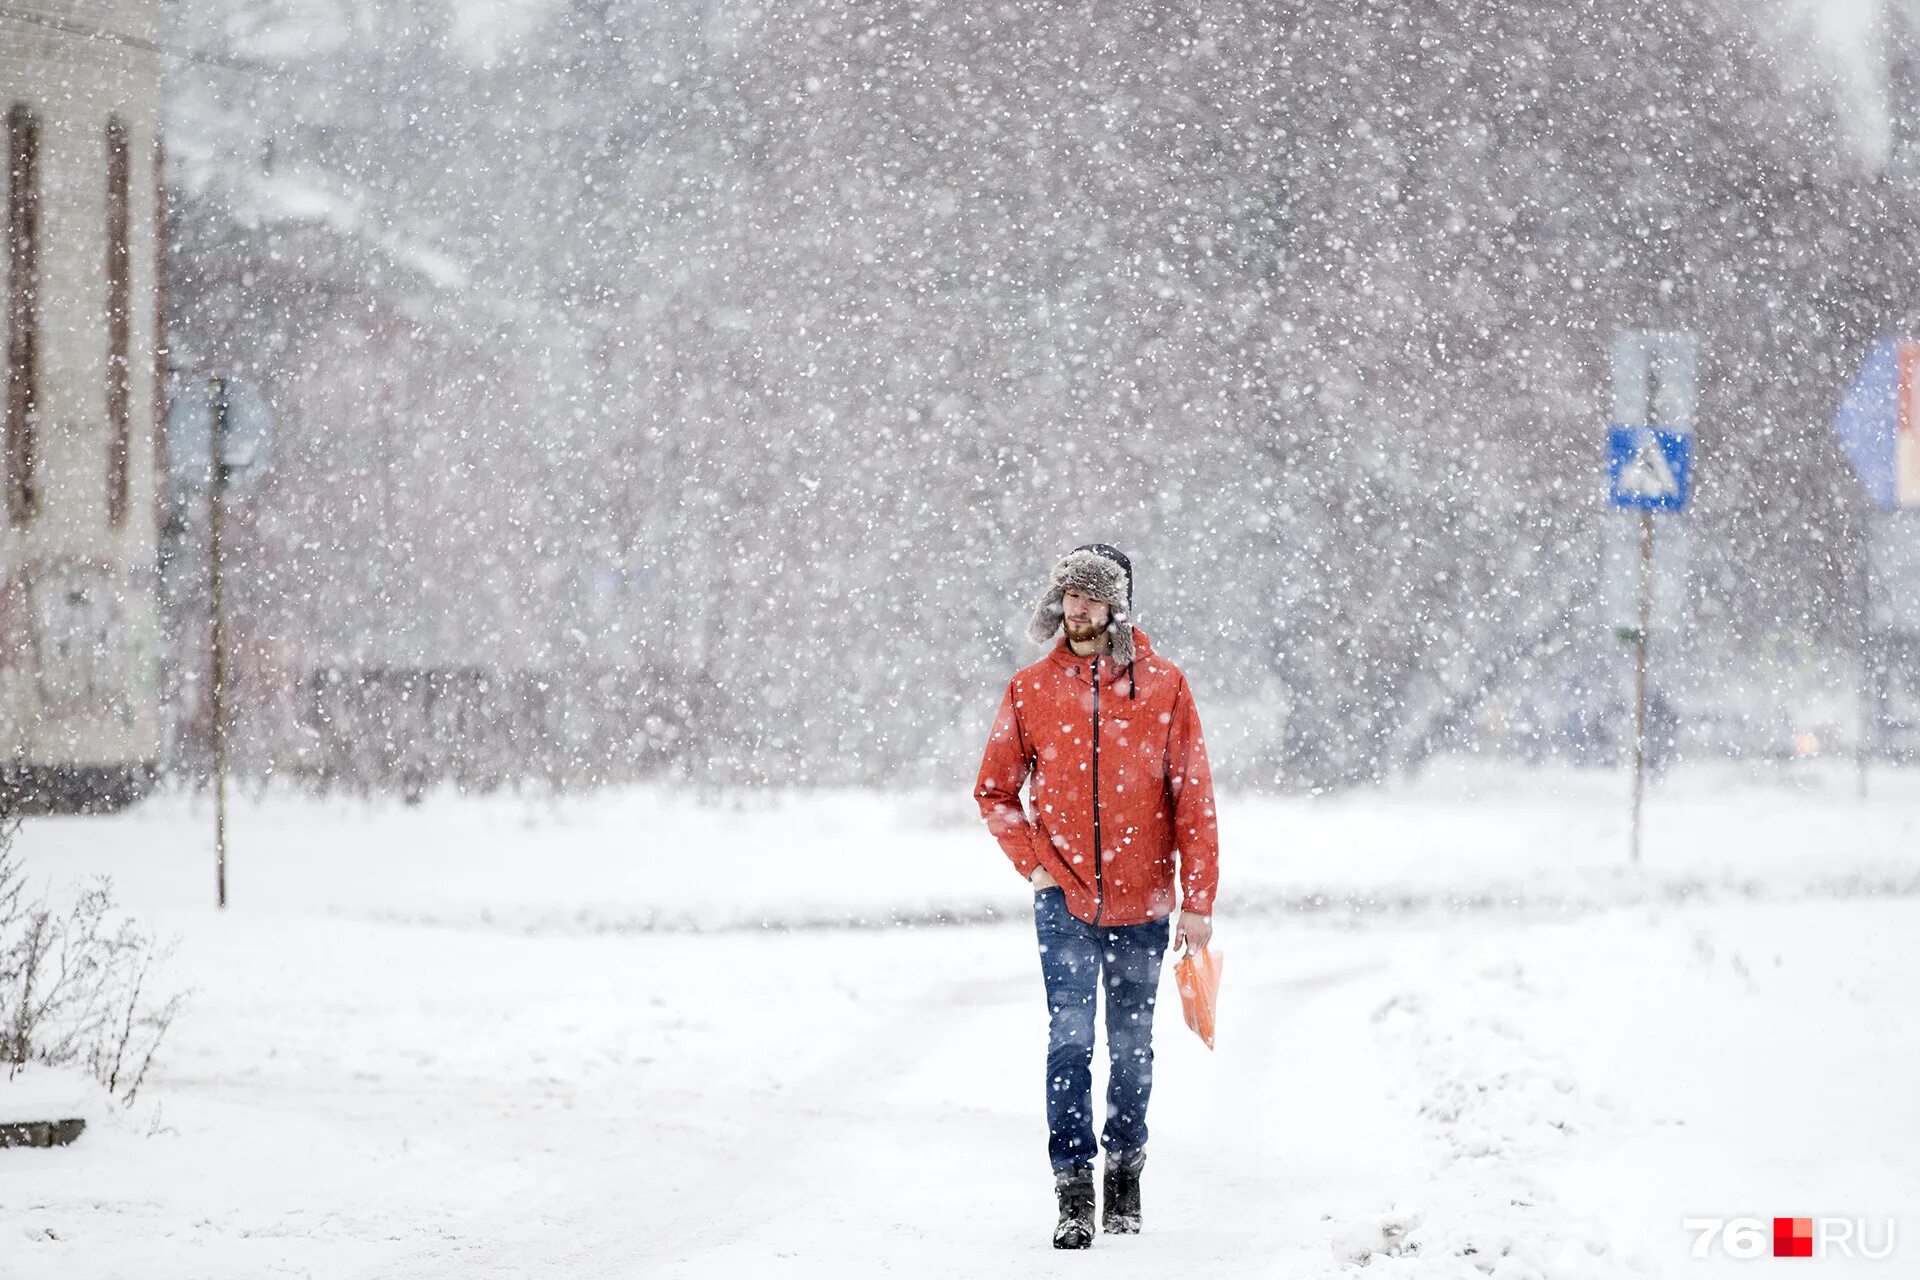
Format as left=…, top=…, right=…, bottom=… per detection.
left=2, top=760, right=1915, bottom=1277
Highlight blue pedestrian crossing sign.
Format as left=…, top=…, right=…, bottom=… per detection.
left=1608, top=425, right=1693, bottom=511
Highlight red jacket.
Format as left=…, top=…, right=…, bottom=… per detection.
left=974, top=628, right=1219, bottom=926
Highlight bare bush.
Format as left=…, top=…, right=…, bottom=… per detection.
left=0, top=820, right=187, bottom=1106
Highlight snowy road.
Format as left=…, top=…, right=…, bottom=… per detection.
left=11, top=903, right=1917, bottom=1278
left=5, top=776, right=1919, bottom=1277
left=9, top=909, right=1434, bottom=1278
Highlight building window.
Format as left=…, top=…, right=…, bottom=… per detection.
left=106, top=115, right=132, bottom=527
left=6, top=102, right=40, bottom=525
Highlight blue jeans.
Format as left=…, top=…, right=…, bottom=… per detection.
left=1033, top=886, right=1171, bottom=1176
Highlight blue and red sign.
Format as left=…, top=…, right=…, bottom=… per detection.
left=1833, top=339, right=1920, bottom=510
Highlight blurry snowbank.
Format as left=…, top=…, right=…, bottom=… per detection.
left=15, top=757, right=1914, bottom=936
left=0, top=1068, right=110, bottom=1127
left=1339, top=896, right=1920, bottom=1278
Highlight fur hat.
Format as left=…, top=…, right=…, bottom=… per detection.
left=1026, top=543, right=1136, bottom=667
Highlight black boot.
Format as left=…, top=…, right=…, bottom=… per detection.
left=1052, top=1167, right=1095, bottom=1249
left=1102, top=1154, right=1143, bottom=1234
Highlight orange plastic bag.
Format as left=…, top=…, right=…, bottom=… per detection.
left=1173, top=945, right=1223, bottom=1049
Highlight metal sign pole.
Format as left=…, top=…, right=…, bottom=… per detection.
left=1858, top=528, right=1872, bottom=802
left=1609, top=329, right=1698, bottom=867
left=210, top=375, right=230, bottom=910
left=1631, top=510, right=1652, bottom=864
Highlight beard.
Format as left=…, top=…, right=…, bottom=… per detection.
left=1063, top=616, right=1106, bottom=644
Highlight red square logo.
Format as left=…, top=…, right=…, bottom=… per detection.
left=1774, top=1217, right=1813, bottom=1258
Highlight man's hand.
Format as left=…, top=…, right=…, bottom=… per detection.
left=1030, top=866, right=1059, bottom=891
left=1173, top=911, right=1212, bottom=953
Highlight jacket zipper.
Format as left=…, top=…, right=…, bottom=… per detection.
left=1091, top=655, right=1104, bottom=926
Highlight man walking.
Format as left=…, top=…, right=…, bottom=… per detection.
left=974, top=543, right=1220, bottom=1249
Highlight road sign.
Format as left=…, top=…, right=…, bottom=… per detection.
left=1834, top=339, right=1920, bottom=510
left=1608, top=426, right=1694, bottom=510
left=1602, top=508, right=1689, bottom=632
left=1866, top=511, right=1920, bottom=636
left=166, top=375, right=274, bottom=492
left=1842, top=348, right=1920, bottom=793
left=1608, top=330, right=1697, bottom=513
left=1612, top=330, right=1697, bottom=428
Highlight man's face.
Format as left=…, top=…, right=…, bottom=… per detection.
left=1061, top=588, right=1109, bottom=644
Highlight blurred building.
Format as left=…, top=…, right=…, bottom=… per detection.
left=0, top=1, right=168, bottom=810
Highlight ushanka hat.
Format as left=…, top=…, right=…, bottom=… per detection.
left=1027, top=543, right=1138, bottom=693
